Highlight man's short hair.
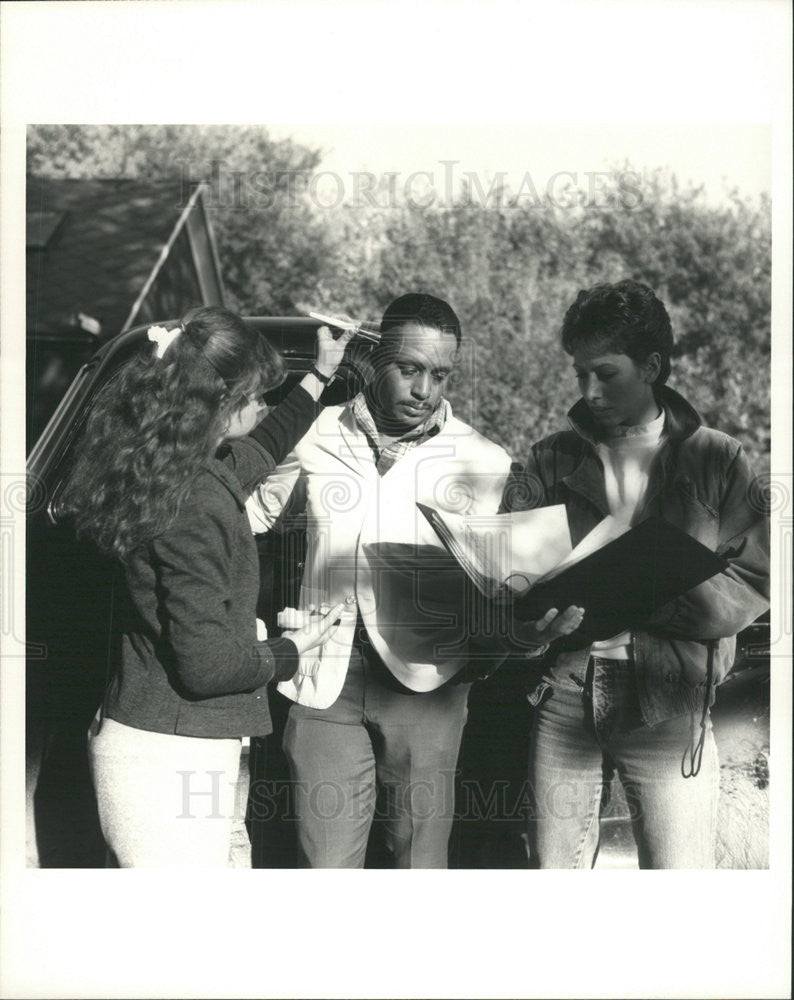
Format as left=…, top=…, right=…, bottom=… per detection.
left=560, top=279, right=674, bottom=385
left=380, top=293, right=462, bottom=347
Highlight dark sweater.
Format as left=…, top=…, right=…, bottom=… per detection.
left=104, top=385, right=319, bottom=738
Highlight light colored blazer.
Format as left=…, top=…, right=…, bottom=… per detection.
left=246, top=400, right=512, bottom=708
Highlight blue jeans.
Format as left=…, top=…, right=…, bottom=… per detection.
left=283, top=646, right=470, bottom=868
left=527, top=656, right=719, bottom=869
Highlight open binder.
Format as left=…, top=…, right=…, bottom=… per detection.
left=417, top=503, right=728, bottom=643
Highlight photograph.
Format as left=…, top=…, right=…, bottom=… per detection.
left=1, top=2, right=791, bottom=999
left=23, top=121, right=774, bottom=874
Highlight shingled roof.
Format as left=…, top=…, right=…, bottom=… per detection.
left=26, top=177, right=223, bottom=341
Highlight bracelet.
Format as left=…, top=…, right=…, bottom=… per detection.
left=523, top=642, right=550, bottom=659
left=309, top=364, right=333, bottom=385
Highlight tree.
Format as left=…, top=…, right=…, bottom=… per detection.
left=333, top=166, right=771, bottom=471
left=28, top=129, right=770, bottom=470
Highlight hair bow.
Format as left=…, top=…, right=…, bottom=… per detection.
left=147, top=324, right=182, bottom=359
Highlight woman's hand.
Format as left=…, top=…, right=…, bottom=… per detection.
left=513, top=605, right=585, bottom=651
left=314, top=324, right=357, bottom=380
left=279, top=599, right=352, bottom=655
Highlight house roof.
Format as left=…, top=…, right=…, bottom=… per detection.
left=26, top=177, right=215, bottom=341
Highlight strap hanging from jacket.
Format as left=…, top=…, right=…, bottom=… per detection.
left=681, top=639, right=715, bottom=779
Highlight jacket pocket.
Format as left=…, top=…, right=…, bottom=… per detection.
left=665, top=635, right=735, bottom=687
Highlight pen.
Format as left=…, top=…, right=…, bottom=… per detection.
left=308, top=311, right=381, bottom=344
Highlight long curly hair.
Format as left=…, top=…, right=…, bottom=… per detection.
left=60, top=306, right=285, bottom=561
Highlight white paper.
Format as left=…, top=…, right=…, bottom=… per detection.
left=538, top=514, right=630, bottom=582
left=441, top=504, right=573, bottom=591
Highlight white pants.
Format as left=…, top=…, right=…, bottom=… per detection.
left=88, top=713, right=250, bottom=868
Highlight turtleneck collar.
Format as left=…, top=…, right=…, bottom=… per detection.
left=602, top=408, right=665, bottom=440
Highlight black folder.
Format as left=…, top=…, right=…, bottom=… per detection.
left=418, top=505, right=728, bottom=643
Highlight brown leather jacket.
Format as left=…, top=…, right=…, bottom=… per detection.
left=511, top=385, right=769, bottom=726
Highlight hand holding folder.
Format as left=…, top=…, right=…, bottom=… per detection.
left=417, top=504, right=728, bottom=645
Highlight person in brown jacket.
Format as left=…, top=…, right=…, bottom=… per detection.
left=505, top=280, right=769, bottom=868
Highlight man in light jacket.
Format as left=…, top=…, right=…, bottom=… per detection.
left=247, top=293, right=576, bottom=867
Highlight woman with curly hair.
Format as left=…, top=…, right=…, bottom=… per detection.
left=61, top=305, right=354, bottom=867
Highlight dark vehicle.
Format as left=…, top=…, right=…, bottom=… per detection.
left=26, top=320, right=770, bottom=868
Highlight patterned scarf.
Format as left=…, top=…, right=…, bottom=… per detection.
left=350, top=392, right=450, bottom=476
